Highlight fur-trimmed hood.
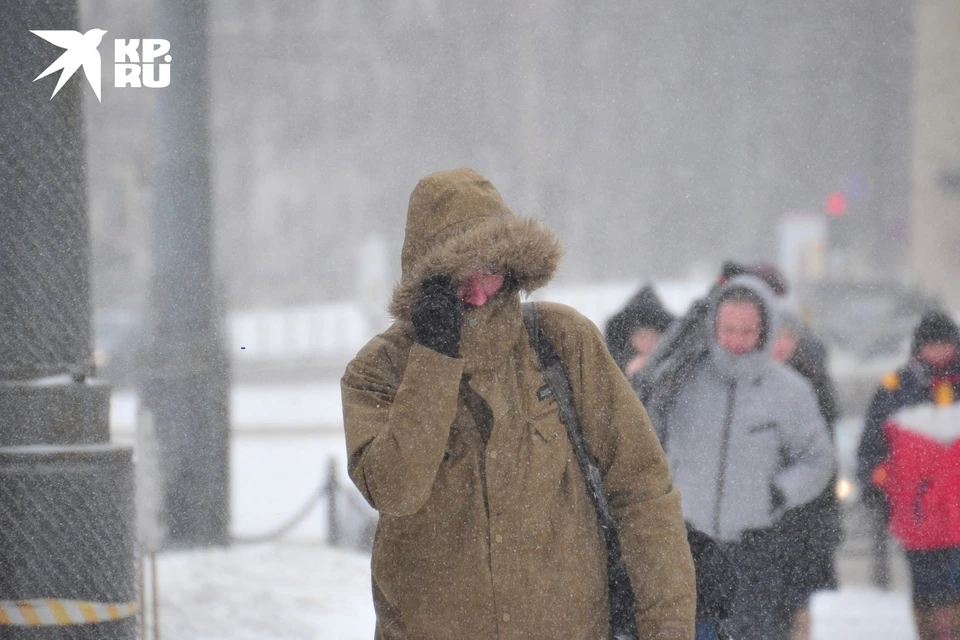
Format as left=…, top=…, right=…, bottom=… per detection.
left=389, top=168, right=563, bottom=320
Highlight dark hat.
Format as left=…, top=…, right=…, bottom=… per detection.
left=717, top=261, right=748, bottom=285
left=619, top=285, right=675, bottom=335
left=747, top=262, right=789, bottom=297
left=604, top=285, right=675, bottom=371
left=913, top=310, right=960, bottom=351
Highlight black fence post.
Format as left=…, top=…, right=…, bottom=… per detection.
left=326, top=460, right=340, bottom=546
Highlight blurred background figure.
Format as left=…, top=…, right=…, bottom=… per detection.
left=857, top=310, right=960, bottom=640
left=752, top=262, right=843, bottom=639
left=747, top=262, right=843, bottom=640
left=604, top=284, right=675, bottom=379
left=772, top=313, right=842, bottom=639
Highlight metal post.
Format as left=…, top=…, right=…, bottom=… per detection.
left=140, top=0, right=231, bottom=549
left=0, top=3, right=137, bottom=639
left=140, top=554, right=147, bottom=640
left=326, top=460, right=340, bottom=546
left=869, top=506, right=891, bottom=590
left=151, top=552, right=160, bottom=640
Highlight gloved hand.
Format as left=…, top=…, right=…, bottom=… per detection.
left=411, top=275, right=462, bottom=358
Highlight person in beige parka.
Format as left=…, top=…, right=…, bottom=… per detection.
left=341, top=168, right=696, bottom=639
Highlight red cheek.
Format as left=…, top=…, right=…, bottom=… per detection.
left=480, top=273, right=504, bottom=296
left=456, top=271, right=505, bottom=307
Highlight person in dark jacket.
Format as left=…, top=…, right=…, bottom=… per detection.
left=857, top=310, right=960, bottom=640
left=748, top=262, right=842, bottom=639
left=772, top=308, right=842, bottom=639
left=604, top=285, right=675, bottom=379
left=687, top=524, right=738, bottom=640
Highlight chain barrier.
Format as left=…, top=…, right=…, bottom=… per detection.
left=232, top=457, right=377, bottom=551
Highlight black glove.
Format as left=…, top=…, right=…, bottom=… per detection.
left=411, top=275, right=462, bottom=358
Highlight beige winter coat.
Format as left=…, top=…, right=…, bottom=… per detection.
left=341, top=168, right=695, bottom=639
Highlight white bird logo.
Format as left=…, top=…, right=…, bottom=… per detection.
left=31, top=28, right=108, bottom=102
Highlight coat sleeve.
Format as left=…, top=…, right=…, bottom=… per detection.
left=857, top=385, right=895, bottom=492
left=814, top=369, right=840, bottom=435
left=341, top=339, right=464, bottom=517
left=544, top=305, right=696, bottom=639
left=772, top=380, right=836, bottom=511
left=799, top=337, right=840, bottom=432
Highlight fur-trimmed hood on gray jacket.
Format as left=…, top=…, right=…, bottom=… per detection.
left=655, top=275, right=836, bottom=542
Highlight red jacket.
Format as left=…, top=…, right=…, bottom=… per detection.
left=874, top=374, right=960, bottom=550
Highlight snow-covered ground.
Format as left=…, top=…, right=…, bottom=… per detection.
left=811, top=590, right=916, bottom=640
left=152, top=541, right=916, bottom=640
left=115, top=383, right=921, bottom=639
left=152, top=538, right=918, bottom=639
left=154, top=544, right=375, bottom=640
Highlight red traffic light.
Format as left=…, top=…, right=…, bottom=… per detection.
left=825, top=191, right=848, bottom=217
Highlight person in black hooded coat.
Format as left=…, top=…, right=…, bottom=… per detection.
left=751, top=263, right=841, bottom=639
left=604, top=285, right=675, bottom=379
left=772, top=307, right=841, bottom=638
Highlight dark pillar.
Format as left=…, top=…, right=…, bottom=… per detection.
left=0, top=2, right=137, bottom=638
left=140, top=0, right=231, bottom=549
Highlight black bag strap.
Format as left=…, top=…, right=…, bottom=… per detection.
left=521, top=303, right=615, bottom=519
left=521, top=302, right=638, bottom=640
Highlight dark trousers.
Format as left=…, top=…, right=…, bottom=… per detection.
left=907, top=548, right=960, bottom=607
left=722, top=530, right=792, bottom=640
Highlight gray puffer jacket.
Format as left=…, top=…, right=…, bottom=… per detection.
left=654, top=276, right=835, bottom=542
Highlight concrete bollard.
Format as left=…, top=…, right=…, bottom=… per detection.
left=0, top=445, right=137, bottom=639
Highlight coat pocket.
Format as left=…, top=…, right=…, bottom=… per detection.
left=526, top=400, right=571, bottom=484
left=748, top=420, right=779, bottom=434
left=444, top=401, right=483, bottom=463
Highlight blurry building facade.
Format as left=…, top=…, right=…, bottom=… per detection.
left=911, top=0, right=960, bottom=310
left=82, top=0, right=914, bottom=311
